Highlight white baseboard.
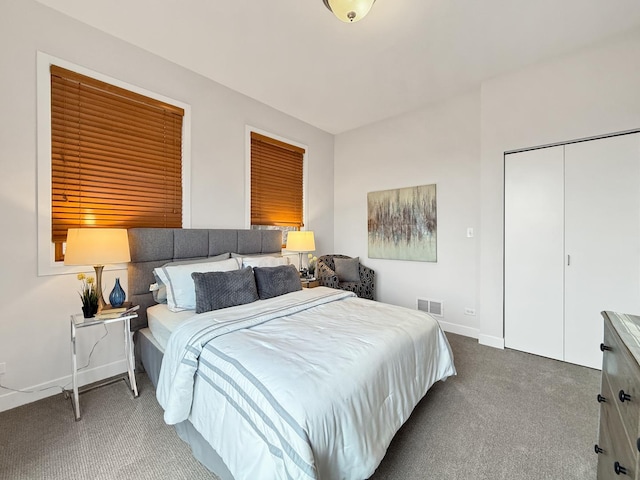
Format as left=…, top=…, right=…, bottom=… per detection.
left=478, top=334, right=505, bottom=349
left=438, top=321, right=505, bottom=350
left=438, top=320, right=479, bottom=339
left=0, top=359, right=127, bottom=413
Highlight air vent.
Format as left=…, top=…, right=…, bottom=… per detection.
left=417, top=298, right=443, bottom=317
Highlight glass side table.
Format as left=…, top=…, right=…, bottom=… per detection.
left=69, top=312, right=139, bottom=420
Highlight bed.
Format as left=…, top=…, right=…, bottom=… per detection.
left=128, top=228, right=456, bottom=480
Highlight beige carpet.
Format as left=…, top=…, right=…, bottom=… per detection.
left=0, top=333, right=600, bottom=480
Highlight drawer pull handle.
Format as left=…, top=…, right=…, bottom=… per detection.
left=600, top=343, right=611, bottom=352
left=619, top=390, right=632, bottom=403
left=597, top=394, right=607, bottom=403
left=594, top=444, right=604, bottom=454
left=614, top=461, right=628, bottom=475
left=637, top=438, right=640, bottom=452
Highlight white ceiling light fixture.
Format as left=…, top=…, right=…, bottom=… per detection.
left=322, top=0, right=376, bottom=23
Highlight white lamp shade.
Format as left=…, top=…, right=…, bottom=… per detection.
left=327, top=0, right=375, bottom=22
left=286, top=231, right=316, bottom=252
left=64, top=228, right=131, bottom=266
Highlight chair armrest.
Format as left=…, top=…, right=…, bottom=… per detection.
left=317, top=263, right=339, bottom=288
left=358, top=264, right=375, bottom=284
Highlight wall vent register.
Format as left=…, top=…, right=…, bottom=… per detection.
left=417, top=298, right=443, bottom=317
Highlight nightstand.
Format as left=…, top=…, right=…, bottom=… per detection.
left=69, top=312, right=139, bottom=420
left=301, top=279, right=319, bottom=288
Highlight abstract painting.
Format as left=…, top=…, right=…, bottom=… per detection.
left=367, top=184, right=437, bottom=262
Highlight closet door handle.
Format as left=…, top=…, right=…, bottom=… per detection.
left=600, top=343, right=611, bottom=352
left=594, top=444, right=604, bottom=454
left=567, top=254, right=571, bottom=266
left=597, top=394, right=607, bottom=403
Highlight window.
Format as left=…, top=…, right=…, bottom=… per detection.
left=36, top=52, right=191, bottom=275
left=250, top=131, right=306, bottom=244
left=50, top=65, right=184, bottom=261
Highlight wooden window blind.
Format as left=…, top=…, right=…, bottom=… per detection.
left=50, top=65, right=184, bottom=251
left=250, top=132, right=305, bottom=228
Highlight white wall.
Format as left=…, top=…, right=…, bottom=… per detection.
left=334, top=91, right=481, bottom=338
left=334, top=27, right=640, bottom=348
left=0, top=0, right=334, bottom=411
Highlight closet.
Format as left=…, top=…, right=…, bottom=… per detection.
left=504, top=132, right=640, bottom=369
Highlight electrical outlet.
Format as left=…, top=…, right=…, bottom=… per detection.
left=464, top=308, right=476, bottom=316
left=0, top=363, right=6, bottom=375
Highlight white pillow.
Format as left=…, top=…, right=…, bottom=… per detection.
left=154, top=257, right=240, bottom=311
left=149, top=253, right=230, bottom=304
left=239, top=255, right=289, bottom=268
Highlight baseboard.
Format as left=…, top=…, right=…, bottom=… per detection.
left=438, top=321, right=505, bottom=350
left=0, top=359, right=127, bottom=413
left=478, top=334, right=505, bottom=349
left=438, top=320, right=479, bottom=339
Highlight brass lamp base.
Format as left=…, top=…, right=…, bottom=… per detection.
left=93, top=265, right=107, bottom=312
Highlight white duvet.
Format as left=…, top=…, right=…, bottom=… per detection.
left=156, top=287, right=456, bottom=480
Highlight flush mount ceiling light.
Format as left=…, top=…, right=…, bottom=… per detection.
left=322, top=0, right=376, bottom=23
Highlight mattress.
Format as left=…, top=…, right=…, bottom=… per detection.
left=147, top=303, right=194, bottom=350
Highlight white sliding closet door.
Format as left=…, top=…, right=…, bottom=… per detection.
left=504, top=146, right=565, bottom=360
left=564, top=134, right=640, bottom=369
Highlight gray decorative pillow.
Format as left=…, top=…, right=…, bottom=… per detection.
left=191, top=267, right=258, bottom=314
left=253, top=264, right=302, bottom=300
left=334, top=257, right=360, bottom=282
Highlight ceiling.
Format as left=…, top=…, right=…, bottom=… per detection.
left=37, top=0, right=640, bottom=134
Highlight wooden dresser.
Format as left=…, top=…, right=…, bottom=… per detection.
left=596, top=311, right=640, bottom=479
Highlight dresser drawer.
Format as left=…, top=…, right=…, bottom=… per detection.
left=603, top=321, right=640, bottom=445
left=597, top=376, right=637, bottom=479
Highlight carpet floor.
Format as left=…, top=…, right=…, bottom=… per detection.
left=0, top=333, right=600, bottom=480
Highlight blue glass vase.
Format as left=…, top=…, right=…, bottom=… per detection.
left=109, top=278, right=126, bottom=307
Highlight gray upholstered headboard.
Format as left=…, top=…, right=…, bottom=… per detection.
left=127, top=228, right=282, bottom=331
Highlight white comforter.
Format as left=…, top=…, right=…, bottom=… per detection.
left=156, top=287, right=456, bottom=480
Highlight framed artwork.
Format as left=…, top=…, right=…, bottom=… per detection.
left=367, top=184, right=437, bottom=262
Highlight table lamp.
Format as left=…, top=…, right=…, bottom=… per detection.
left=286, top=231, right=316, bottom=273
left=64, top=228, right=131, bottom=311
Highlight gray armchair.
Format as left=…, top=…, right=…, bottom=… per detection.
left=317, top=254, right=375, bottom=300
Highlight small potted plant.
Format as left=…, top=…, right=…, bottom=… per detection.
left=77, top=273, right=99, bottom=318
left=307, top=254, right=318, bottom=279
